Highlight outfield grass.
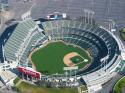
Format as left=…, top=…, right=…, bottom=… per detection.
left=16, top=81, right=78, bottom=93
left=120, top=28, right=125, bottom=40
left=13, top=77, right=20, bottom=85
left=31, top=41, right=91, bottom=74
left=113, top=77, right=125, bottom=93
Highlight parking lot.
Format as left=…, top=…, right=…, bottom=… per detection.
left=31, top=0, right=125, bottom=30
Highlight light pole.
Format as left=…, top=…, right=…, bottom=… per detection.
left=108, top=19, right=116, bottom=32
left=84, top=9, right=95, bottom=24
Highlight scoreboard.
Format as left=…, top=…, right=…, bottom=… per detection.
left=18, top=66, right=41, bottom=80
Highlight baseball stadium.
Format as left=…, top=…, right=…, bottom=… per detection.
left=2, top=18, right=123, bottom=83
left=2, top=19, right=118, bottom=72
left=0, top=0, right=125, bottom=93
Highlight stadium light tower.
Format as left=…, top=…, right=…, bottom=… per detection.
left=107, top=0, right=115, bottom=32
left=21, top=11, right=31, bottom=21
left=91, top=0, right=94, bottom=10
left=84, top=9, right=95, bottom=24
left=108, top=19, right=116, bottom=32
left=66, top=0, right=70, bottom=14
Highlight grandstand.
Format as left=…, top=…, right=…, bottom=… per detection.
left=4, top=18, right=47, bottom=68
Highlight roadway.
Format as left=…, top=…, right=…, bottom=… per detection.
left=101, top=70, right=125, bottom=93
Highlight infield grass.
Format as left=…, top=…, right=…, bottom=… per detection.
left=70, top=56, right=84, bottom=64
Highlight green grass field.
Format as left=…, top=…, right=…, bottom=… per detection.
left=113, top=77, right=125, bottom=93
left=16, top=81, right=78, bottom=93
left=120, top=28, right=125, bottom=40
left=70, top=55, right=84, bottom=64
left=13, top=77, right=20, bottom=85
left=31, top=41, right=91, bottom=74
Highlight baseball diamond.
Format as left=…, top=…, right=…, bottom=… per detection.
left=70, top=55, right=87, bottom=64
left=31, top=41, right=92, bottom=75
